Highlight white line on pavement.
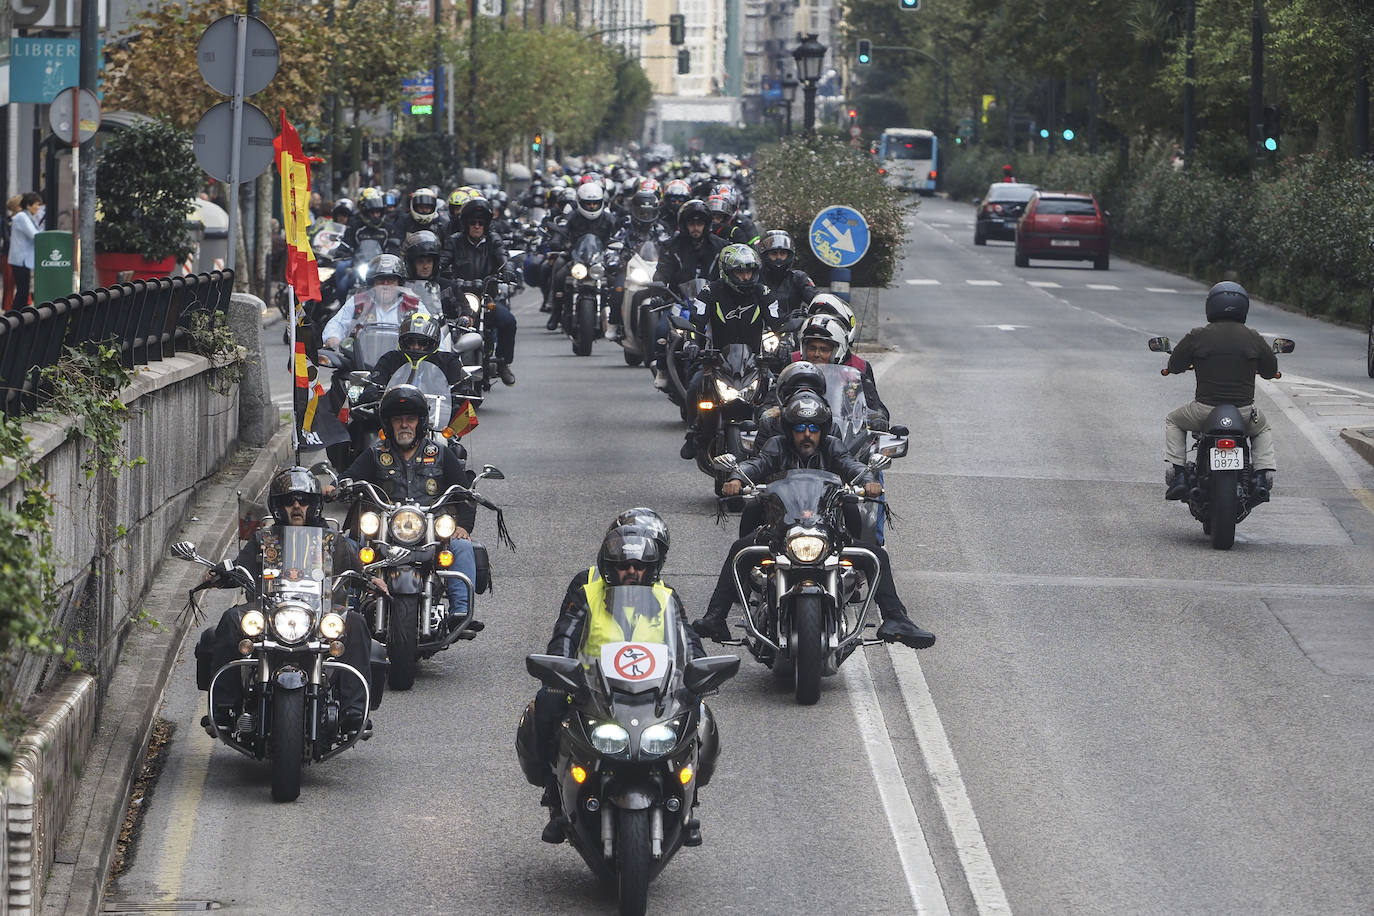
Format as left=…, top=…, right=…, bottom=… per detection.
left=1085, top=284, right=1120, bottom=290
left=1259, top=376, right=1374, bottom=515
left=1025, top=281, right=1061, bottom=288
left=966, top=280, right=1001, bottom=286
left=906, top=279, right=941, bottom=285
left=1146, top=287, right=1179, bottom=293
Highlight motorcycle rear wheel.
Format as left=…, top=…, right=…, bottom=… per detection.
left=1208, top=470, right=1239, bottom=550
left=573, top=296, right=597, bottom=357
left=792, top=595, right=824, bottom=705
left=387, top=595, right=419, bottom=690
left=623, top=349, right=642, bottom=367
left=615, top=807, right=652, bottom=916
left=269, top=688, right=305, bottom=802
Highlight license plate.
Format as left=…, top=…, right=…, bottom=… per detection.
left=1210, top=447, right=1243, bottom=470
left=1050, top=239, right=1079, bottom=247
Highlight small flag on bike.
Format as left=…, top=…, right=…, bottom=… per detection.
left=450, top=399, right=478, bottom=439
left=273, top=110, right=321, bottom=303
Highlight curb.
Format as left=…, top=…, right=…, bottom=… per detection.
left=1340, top=428, right=1374, bottom=469
left=40, top=424, right=293, bottom=916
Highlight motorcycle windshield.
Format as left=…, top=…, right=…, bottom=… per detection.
left=405, top=280, right=444, bottom=318
left=762, top=469, right=844, bottom=526
left=712, top=344, right=762, bottom=401
left=384, top=360, right=452, bottom=433
left=263, top=526, right=327, bottom=612
left=581, top=585, right=683, bottom=697
left=571, top=233, right=604, bottom=265
left=636, top=240, right=660, bottom=262
left=311, top=221, right=346, bottom=257
left=356, top=238, right=383, bottom=264
left=353, top=323, right=400, bottom=371
left=818, top=363, right=868, bottom=452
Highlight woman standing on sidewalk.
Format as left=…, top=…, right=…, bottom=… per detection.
left=1, top=195, right=19, bottom=310
left=7, top=192, right=43, bottom=310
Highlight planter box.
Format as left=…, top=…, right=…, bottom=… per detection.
left=93, top=252, right=177, bottom=288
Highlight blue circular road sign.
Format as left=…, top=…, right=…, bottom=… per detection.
left=808, top=206, right=870, bottom=269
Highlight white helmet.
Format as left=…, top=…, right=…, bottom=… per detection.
left=800, top=314, right=849, bottom=364
left=808, top=293, right=858, bottom=344
left=575, top=182, right=606, bottom=220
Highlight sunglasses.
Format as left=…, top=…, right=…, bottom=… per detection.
left=615, top=560, right=647, bottom=572
left=469, top=219, right=489, bottom=227
left=792, top=423, right=821, bottom=434
left=283, top=495, right=311, bottom=507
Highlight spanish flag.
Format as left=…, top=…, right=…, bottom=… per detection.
left=273, top=110, right=321, bottom=302
left=451, top=399, right=478, bottom=439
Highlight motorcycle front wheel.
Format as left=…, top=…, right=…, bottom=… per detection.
left=1208, top=469, right=1239, bottom=550
left=573, top=296, right=597, bottom=357
left=792, top=595, right=824, bottom=705
left=387, top=594, right=419, bottom=690
left=269, top=687, right=305, bottom=802
left=615, top=807, right=652, bottom=916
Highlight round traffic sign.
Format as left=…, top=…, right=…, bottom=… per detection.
left=848, top=125, right=862, bottom=138
left=193, top=100, right=276, bottom=183
left=808, top=205, right=871, bottom=269
left=49, top=87, right=101, bottom=145
left=197, top=14, right=279, bottom=98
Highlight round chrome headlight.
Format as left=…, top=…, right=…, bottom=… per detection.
left=639, top=722, right=678, bottom=757
left=273, top=605, right=312, bottom=643
left=589, top=721, right=630, bottom=755
left=787, top=533, right=828, bottom=563
left=240, top=609, right=265, bottom=636
left=319, top=612, right=346, bottom=640
left=359, top=511, right=382, bottom=536
left=571, top=263, right=589, bottom=280
left=434, top=514, right=457, bottom=540
left=390, top=509, right=426, bottom=545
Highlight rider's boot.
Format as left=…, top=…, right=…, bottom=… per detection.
left=1165, top=464, right=1189, bottom=500
left=876, top=605, right=936, bottom=649
left=691, top=605, right=732, bottom=643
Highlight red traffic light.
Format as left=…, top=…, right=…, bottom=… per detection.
left=847, top=109, right=857, bottom=118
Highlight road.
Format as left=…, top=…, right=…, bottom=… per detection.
left=105, top=198, right=1374, bottom=915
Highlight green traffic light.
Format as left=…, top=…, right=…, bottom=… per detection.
left=1264, top=137, right=1277, bottom=151
left=1039, top=128, right=1049, bottom=139
left=1062, top=128, right=1075, bottom=141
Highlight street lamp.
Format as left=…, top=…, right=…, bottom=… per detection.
left=791, top=33, right=827, bottom=135
left=781, top=75, right=799, bottom=136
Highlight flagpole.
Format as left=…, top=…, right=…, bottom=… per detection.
left=289, top=282, right=300, bottom=463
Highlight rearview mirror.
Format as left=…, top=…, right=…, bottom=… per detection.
left=868, top=453, right=893, bottom=472
left=668, top=312, right=695, bottom=332
left=1147, top=336, right=1172, bottom=353
left=889, top=424, right=910, bottom=438
left=170, top=541, right=200, bottom=563
left=711, top=454, right=739, bottom=473
left=478, top=464, right=505, bottom=480
left=309, top=461, right=338, bottom=486
left=1272, top=337, right=1295, bottom=354
left=683, top=655, right=741, bottom=694
left=526, top=654, right=585, bottom=693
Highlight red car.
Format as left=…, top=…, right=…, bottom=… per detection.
left=1014, top=192, right=1110, bottom=270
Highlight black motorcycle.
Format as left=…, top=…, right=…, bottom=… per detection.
left=454, top=252, right=525, bottom=393
left=674, top=329, right=771, bottom=491
left=174, top=530, right=385, bottom=802
left=522, top=585, right=739, bottom=916
left=712, top=456, right=890, bottom=704
left=1150, top=334, right=1294, bottom=549
left=564, top=234, right=622, bottom=357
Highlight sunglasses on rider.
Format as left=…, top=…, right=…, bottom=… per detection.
left=615, top=560, right=647, bottom=572
left=283, top=495, right=311, bottom=507
left=792, top=423, right=821, bottom=434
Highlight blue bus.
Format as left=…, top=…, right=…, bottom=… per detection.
left=879, top=128, right=939, bottom=195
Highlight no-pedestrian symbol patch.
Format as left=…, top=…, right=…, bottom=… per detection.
left=612, top=643, right=656, bottom=680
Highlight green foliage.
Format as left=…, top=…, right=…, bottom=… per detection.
left=752, top=136, right=913, bottom=287
left=331, top=0, right=437, bottom=116
left=598, top=51, right=654, bottom=145
left=184, top=313, right=248, bottom=396
left=395, top=133, right=466, bottom=195
left=38, top=344, right=148, bottom=479
left=95, top=120, right=201, bottom=261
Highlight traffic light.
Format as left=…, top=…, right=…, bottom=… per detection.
left=1262, top=105, right=1281, bottom=151
left=856, top=39, right=872, bottom=65
left=847, top=108, right=858, bottom=124
left=1062, top=128, right=1075, bottom=141
left=677, top=49, right=690, bottom=74
left=532, top=133, right=542, bottom=153
left=899, top=0, right=919, bottom=9
left=669, top=13, right=685, bottom=45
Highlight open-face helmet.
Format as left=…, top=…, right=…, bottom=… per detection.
left=268, top=466, right=324, bottom=526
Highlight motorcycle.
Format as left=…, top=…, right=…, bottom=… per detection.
left=712, top=454, right=891, bottom=705
left=685, top=340, right=771, bottom=491
left=454, top=252, right=525, bottom=394
left=1150, top=334, right=1294, bottom=549
left=174, top=529, right=384, bottom=802
left=523, top=585, right=739, bottom=916
left=564, top=234, right=623, bottom=357
left=654, top=281, right=710, bottom=410
left=618, top=239, right=661, bottom=368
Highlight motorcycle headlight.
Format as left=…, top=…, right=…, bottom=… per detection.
left=273, top=605, right=313, bottom=643
left=390, top=509, right=426, bottom=545
left=348, top=383, right=364, bottom=402
left=740, top=377, right=760, bottom=399
left=589, top=721, right=630, bottom=755
left=464, top=292, right=480, bottom=311
left=639, top=721, right=679, bottom=757
left=787, top=533, right=828, bottom=563
left=240, top=609, right=265, bottom=636
left=360, top=511, right=382, bottom=536
left=714, top=379, right=741, bottom=402
left=356, top=264, right=369, bottom=281
left=629, top=267, right=651, bottom=285
left=589, top=262, right=606, bottom=278
left=434, top=514, right=457, bottom=540
left=319, top=612, right=346, bottom=640
left=571, top=263, right=589, bottom=280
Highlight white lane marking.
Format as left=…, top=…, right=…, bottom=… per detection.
left=888, top=646, right=1013, bottom=915
left=966, top=280, right=1002, bottom=286
left=906, top=279, right=941, bottom=285
left=1085, top=283, right=1120, bottom=290
left=1146, top=287, right=1179, bottom=293
left=843, top=652, right=951, bottom=915
left=976, top=324, right=1026, bottom=331
left=1026, top=281, right=1061, bottom=288
left=931, top=222, right=952, bottom=228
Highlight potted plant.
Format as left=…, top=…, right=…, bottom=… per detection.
left=94, top=118, right=201, bottom=286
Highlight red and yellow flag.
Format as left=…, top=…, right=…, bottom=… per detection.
left=273, top=110, right=321, bottom=302
left=451, top=399, right=478, bottom=439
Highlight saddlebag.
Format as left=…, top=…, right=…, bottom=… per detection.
left=194, top=627, right=215, bottom=691
left=473, top=541, right=491, bottom=594
left=369, top=642, right=389, bottom=710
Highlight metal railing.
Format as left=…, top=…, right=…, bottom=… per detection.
left=0, top=270, right=236, bottom=417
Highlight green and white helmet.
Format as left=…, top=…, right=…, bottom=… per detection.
left=719, top=243, right=761, bottom=293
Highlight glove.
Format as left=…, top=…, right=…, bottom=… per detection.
left=867, top=413, right=889, bottom=432
left=682, top=342, right=700, bottom=363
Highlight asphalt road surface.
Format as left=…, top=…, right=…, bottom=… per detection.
left=106, top=198, right=1374, bottom=915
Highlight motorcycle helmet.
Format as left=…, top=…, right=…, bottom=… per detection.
left=706, top=194, right=736, bottom=233
left=638, top=177, right=661, bottom=196
left=757, top=230, right=795, bottom=272
left=677, top=198, right=710, bottom=234
left=385, top=188, right=401, bottom=210
left=459, top=196, right=494, bottom=229
left=380, top=383, right=430, bottom=436
left=782, top=392, right=833, bottom=431
left=807, top=294, right=858, bottom=344
left=398, top=312, right=442, bottom=360
left=366, top=253, right=406, bottom=288
left=575, top=182, right=606, bottom=220
left=719, top=243, right=761, bottom=293
left=800, top=313, right=850, bottom=364
left=331, top=197, right=354, bottom=223
left=663, top=179, right=692, bottom=219
left=630, top=188, right=660, bottom=226
left=267, top=466, right=325, bottom=526
left=545, top=186, right=564, bottom=210
left=359, top=187, right=386, bottom=227
left=607, top=507, right=671, bottom=558
left=775, top=359, right=827, bottom=402
left=1204, top=281, right=1250, bottom=323
left=402, top=230, right=442, bottom=277
left=596, top=525, right=664, bottom=584
left=409, top=187, right=439, bottom=226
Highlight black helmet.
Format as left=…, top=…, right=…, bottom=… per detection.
left=677, top=198, right=710, bottom=233
left=607, top=507, right=670, bottom=557
left=398, top=312, right=442, bottom=359
left=268, top=466, right=324, bottom=526
left=757, top=229, right=795, bottom=272
left=596, top=524, right=663, bottom=583
left=380, top=383, right=429, bottom=435
left=776, top=360, right=827, bottom=402
left=459, top=197, right=494, bottom=229
left=366, top=253, right=405, bottom=287
left=359, top=187, right=386, bottom=227
left=1205, top=281, right=1250, bottom=323
left=630, top=188, right=660, bottom=226
left=782, top=392, right=832, bottom=430
left=706, top=194, right=735, bottom=232
left=402, top=230, right=442, bottom=277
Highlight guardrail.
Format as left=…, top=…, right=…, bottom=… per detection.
left=0, top=270, right=236, bottom=418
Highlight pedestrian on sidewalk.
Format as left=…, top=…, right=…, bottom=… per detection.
left=7, top=192, right=43, bottom=310
left=2, top=195, right=20, bottom=310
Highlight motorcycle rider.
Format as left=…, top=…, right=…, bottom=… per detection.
left=709, top=188, right=761, bottom=248
left=519, top=519, right=708, bottom=845
left=795, top=313, right=890, bottom=426
left=546, top=181, right=619, bottom=331
left=400, top=230, right=464, bottom=325
left=606, top=186, right=670, bottom=344
left=1164, top=281, right=1278, bottom=500
left=757, top=230, right=817, bottom=317
left=650, top=199, right=726, bottom=390
left=322, top=254, right=424, bottom=350
left=389, top=187, right=447, bottom=250
left=365, top=312, right=471, bottom=395
left=194, top=467, right=383, bottom=735
left=679, top=243, right=783, bottom=460
left=659, top=178, right=693, bottom=235
left=338, top=385, right=482, bottom=633
left=339, top=187, right=396, bottom=258
left=444, top=197, right=519, bottom=386
left=692, top=393, right=936, bottom=650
